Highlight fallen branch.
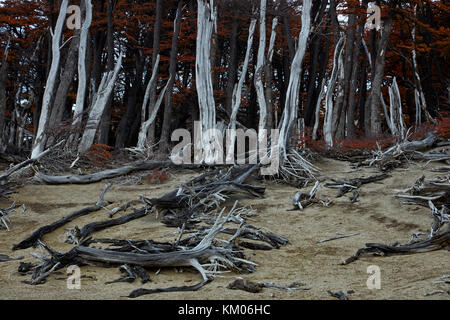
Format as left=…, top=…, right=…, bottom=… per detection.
left=12, top=184, right=112, bottom=250
left=342, top=230, right=450, bottom=265
left=317, top=233, right=359, bottom=244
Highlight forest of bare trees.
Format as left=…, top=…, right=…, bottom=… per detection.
left=0, top=0, right=447, bottom=159
left=0, top=0, right=449, bottom=301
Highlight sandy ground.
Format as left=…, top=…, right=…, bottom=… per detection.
left=0, top=155, right=449, bottom=300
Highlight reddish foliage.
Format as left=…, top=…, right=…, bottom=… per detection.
left=144, top=169, right=170, bottom=184
left=85, top=144, right=114, bottom=168
left=434, top=117, right=450, bottom=139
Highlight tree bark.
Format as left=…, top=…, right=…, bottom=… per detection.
left=71, top=0, right=92, bottom=146
left=78, top=52, right=123, bottom=153
left=0, top=37, right=10, bottom=150
left=196, top=0, right=217, bottom=164
left=148, top=0, right=163, bottom=146
left=159, top=1, right=183, bottom=154
left=32, top=0, right=69, bottom=158
left=369, top=17, right=393, bottom=136
left=278, top=0, right=312, bottom=158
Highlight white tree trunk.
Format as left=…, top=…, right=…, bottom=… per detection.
left=388, top=77, right=405, bottom=140
left=312, top=78, right=325, bottom=140
left=71, top=0, right=93, bottom=142
left=323, top=36, right=345, bottom=149
left=137, top=73, right=172, bottom=150
left=255, top=0, right=267, bottom=145
left=226, top=19, right=257, bottom=164
left=196, top=0, right=217, bottom=164
left=78, top=52, right=123, bottom=153
left=137, top=54, right=160, bottom=149
left=277, top=0, right=312, bottom=158
left=31, top=0, right=69, bottom=158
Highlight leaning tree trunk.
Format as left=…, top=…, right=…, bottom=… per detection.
left=368, top=16, right=393, bottom=136
left=78, top=52, right=123, bottom=153
left=196, top=0, right=218, bottom=164
left=226, top=19, right=257, bottom=164
left=277, top=0, right=312, bottom=159
left=323, top=36, right=346, bottom=148
left=31, top=0, right=68, bottom=158
left=265, top=16, right=278, bottom=131
left=70, top=0, right=92, bottom=146
left=137, top=55, right=172, bottom=151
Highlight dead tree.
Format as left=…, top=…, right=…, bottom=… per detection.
left=278, top=0, right=312, bottom=158
left=70, top=0, right=93, bottom=145
left=196, top=0, right=218, bottom=164
left=32, top=0, right=69, bottom=158
left=226, top=19, right=256, bottom=163
left=78, top=52, right=123, bottom=153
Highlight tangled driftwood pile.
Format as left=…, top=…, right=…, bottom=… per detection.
left=11, top=164, right=289, bottom=297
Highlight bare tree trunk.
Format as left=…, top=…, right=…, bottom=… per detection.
left=265, top=16, right=278, bottom=131
left=226, top=19, right=256, bottom=164
left=0, top=37, right=10, bottom=150
left=148, top=0, right=163, bottom=146
left=255, top=0, right=268, bottom=144
left=278, top=0, right=312, bottom=158
left=369, top=17, right=393, bottom=136
left=70, top=0, right=92, bottom=146
left=32, top=0, right=68, bottom=158
left=159, top=1, right=183, bottom=154
left=411, top=4, right=433, bottom=124
left=224, top=4, right=238, bottom=116
left=137, top=55, right=172, bottom=151
left=48, top=30, right=80, bottom=129
left=98, top=0, right=116, bottom=145
left=324, top=37, right=346, bottom=148
left=196, top=0, right=217, bottom=164
left=347, top=24, right=363, bottom=138
left=78, top=52, right=123, bottom=153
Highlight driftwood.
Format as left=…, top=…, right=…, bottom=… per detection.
left=341, top=230, right=450, bottom=265
left=291, top=181, right=332, bottom=210
left=227, top=278, right=309, bottom=293
left=65, top=207, right=148, bottom=244
left=0, top=253, right=23, bottom=262
left=146, top=165, right=265, bottom=229
left=12, top=184, right=112, bottom=250
left=361, top=132, right=438, bottom=171
left=325, top=173, right=389, bottom=197
left=0, top=140, right=65, bottom=182
left=317, top=233, right=359, bottom=244
left=328, top=290, right=349, bottom=300
left=25, top=204, right=261, bottom=297
left=0, top=203, right=21, bottom=231
left=34, top=160, right=232, bottom=185
left=395, top=174, right=449, bottom=208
